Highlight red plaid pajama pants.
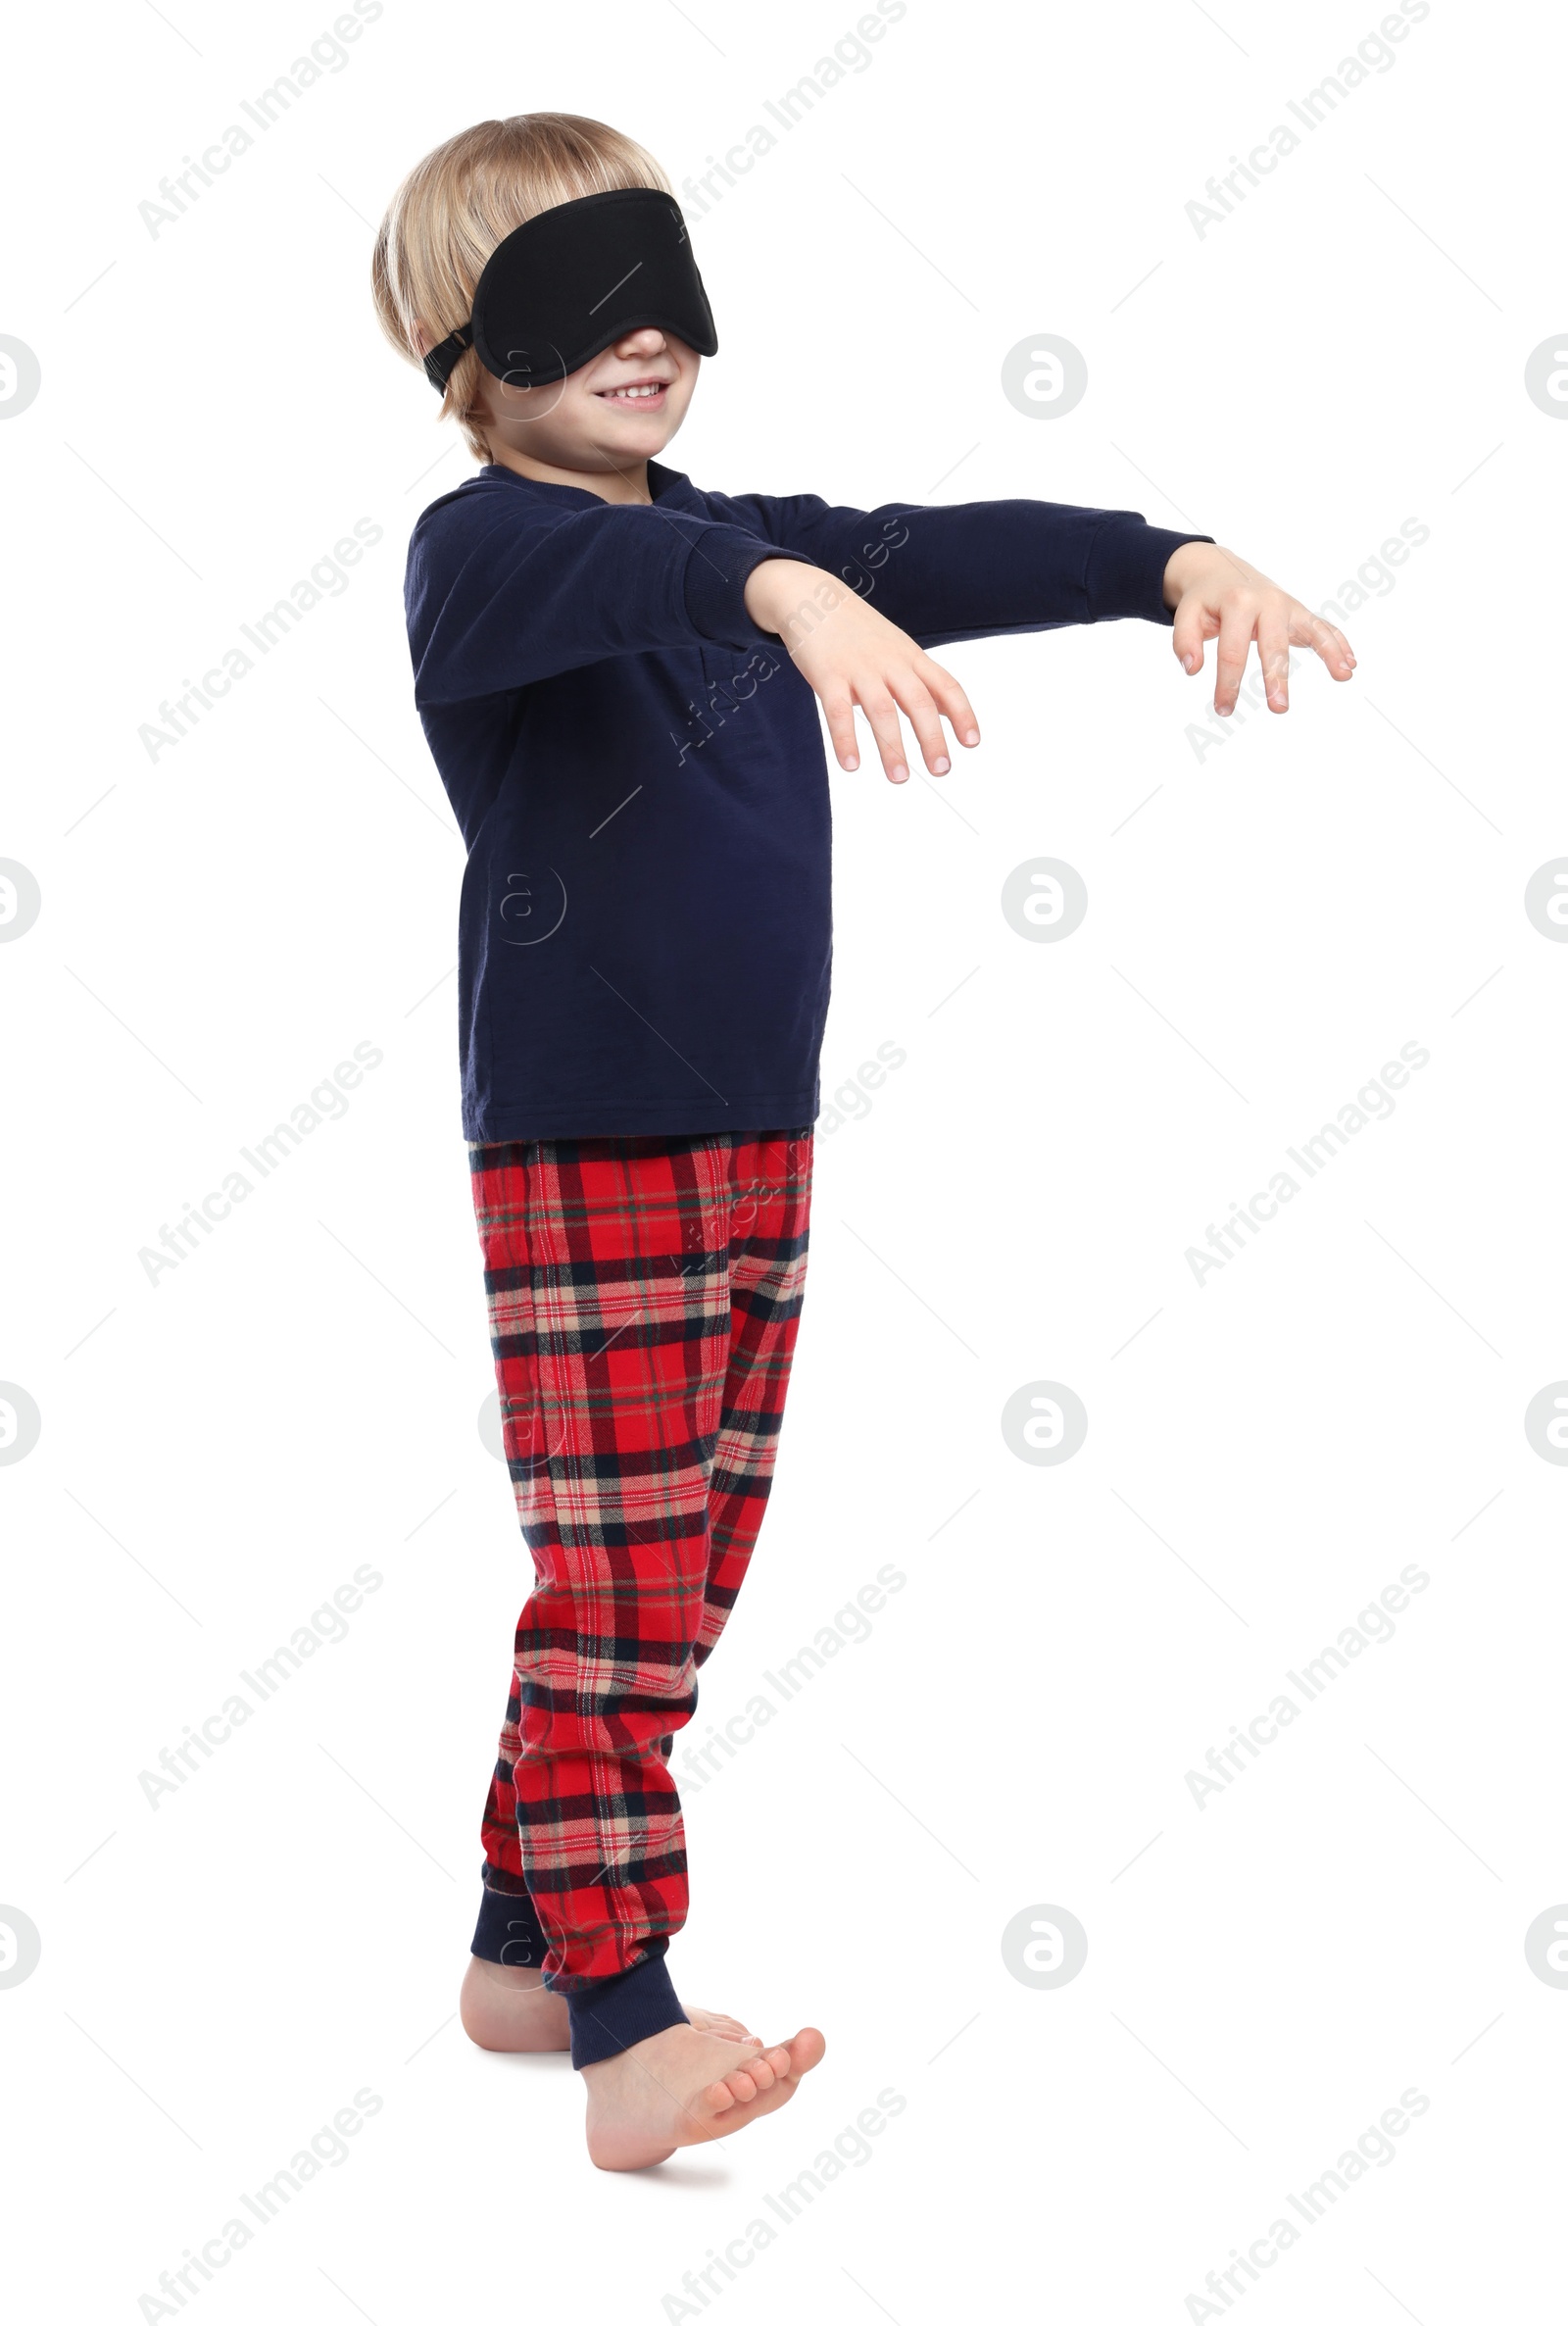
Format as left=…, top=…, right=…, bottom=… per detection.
left=469, top=1126, right=812, bottom=1992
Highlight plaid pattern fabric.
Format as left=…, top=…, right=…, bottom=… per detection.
left=470, top=1126, right=812, bottom=1991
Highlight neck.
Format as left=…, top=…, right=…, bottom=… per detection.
left=485, top=443, right=652, bottom=505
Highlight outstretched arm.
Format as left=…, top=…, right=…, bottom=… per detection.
left=739, top=525, right=1356, bottom=786
left=713, top=487, right=1208, bottom=646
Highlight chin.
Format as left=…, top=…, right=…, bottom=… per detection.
left=615, top=421, right=681, bottom=453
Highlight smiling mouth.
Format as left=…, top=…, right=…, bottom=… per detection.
left=595, top=378, right=671, bottom=407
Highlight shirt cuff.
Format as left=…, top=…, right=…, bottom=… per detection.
left=682, top=522, right=818, bottom=651
left=1086, top=519, right=1216, bottom=627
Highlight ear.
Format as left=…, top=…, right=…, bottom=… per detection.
left=412, top=320, right=436, bottom=359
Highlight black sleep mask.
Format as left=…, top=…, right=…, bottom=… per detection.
left=422, top=186, right=717, bottom=392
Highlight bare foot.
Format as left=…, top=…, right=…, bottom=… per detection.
left=683, top=2006, right=755, bottom=2042
left=461, top=1957, right=569, bottom=2053
left=582, top=2021, right=827, bottom=2171
left=459, top=1958, right=754, bottom=2054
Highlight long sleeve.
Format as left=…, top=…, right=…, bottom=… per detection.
left=406, top=490, right=817, bottom=708
left=707, top=487, right=1214, bottom=649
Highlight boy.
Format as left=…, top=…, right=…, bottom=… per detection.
left=372, top=111, right=1354, bottom=2173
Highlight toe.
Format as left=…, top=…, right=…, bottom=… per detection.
left=786, top=2027, right=827, bottom=2075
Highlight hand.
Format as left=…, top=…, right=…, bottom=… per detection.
left=743, top=559, right=979, bottom=782
left=1162, top=541, right=1356, bottom=717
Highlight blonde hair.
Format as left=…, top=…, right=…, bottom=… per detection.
left=372, top=113, right=673, bottom=465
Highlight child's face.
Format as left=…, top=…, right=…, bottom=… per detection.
left=469, top=323, right=700, bottom=478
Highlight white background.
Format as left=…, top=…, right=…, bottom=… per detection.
left=3, top=1, right=1564, bottom=2318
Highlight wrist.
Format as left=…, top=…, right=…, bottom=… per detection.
left=744, top=556, right=831, bottom=635
left=1161, top=539, right=1215, bottom=609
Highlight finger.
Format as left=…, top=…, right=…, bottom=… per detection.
left=918, top=657, right=980, bottom=746
left=820, top=689, right=859, bottom=772
left=856, top=686, right=911, bottom=783
left=1212, top=593, right=1256, bottom=716
left=1171, top=596, right=1209, bottom=677
left=1256, top=596, right=1292, bottom=712
left=886, top=668, right=953, bottom=775
left=1292, top=606, right=1356, bottom=680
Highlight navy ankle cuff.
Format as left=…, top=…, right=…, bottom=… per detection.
left=470, top=1882, right=549, bottom=1971
left=567, top=1952, right=688, bottom=2068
